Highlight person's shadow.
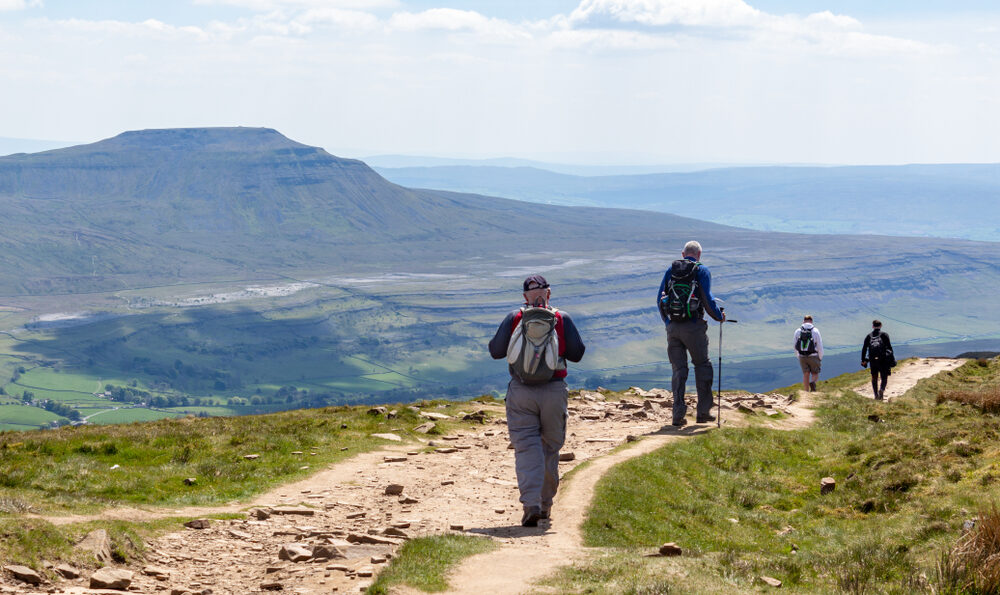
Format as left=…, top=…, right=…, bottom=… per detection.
left=648, top=423, right=715, bottom=436
left=465, top=521, right=552, bottom=539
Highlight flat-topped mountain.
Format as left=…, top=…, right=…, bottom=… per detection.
left=0, top=127, right=729, bottom=295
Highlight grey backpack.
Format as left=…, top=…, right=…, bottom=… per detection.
left=506, top=307, right=565, bottom=384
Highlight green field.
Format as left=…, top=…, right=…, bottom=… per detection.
left=85, top=408, right=183, bottom=425
left=0, top=244, right=995, bottom=430
left=0, top=404, right=63, bottom=429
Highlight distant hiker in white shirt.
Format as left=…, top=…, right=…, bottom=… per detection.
left=793, top=315, right=823, bottom=392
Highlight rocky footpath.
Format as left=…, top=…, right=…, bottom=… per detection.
left=0, top=389, right=796, bottom=595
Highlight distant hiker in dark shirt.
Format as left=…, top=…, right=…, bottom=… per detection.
left=794, top=315, right=823, bottom=392
left=861, top=320, right=895, bottom=400
left=489, top=275, right=585, bottom=527
left=656, top=241, right=725, bottom=427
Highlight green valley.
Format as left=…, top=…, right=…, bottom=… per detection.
left=0, top=128, right=997, bottom=430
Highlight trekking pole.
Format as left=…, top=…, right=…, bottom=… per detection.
left=718, top=310, right=738, bottom=429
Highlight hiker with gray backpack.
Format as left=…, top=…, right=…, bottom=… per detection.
left=861, top=319, right=896, bottom=400
left=794, top=315, right=824, bottom=392
left=489, top=275, right=585, bottom=527
left=656, top=240, right=725, bottom=427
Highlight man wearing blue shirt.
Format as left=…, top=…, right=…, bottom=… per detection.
left=656, top=241, right=725, bottom=426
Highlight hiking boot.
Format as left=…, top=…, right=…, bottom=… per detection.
left=539, top=509, right=550, bottom=520
left=696, top=414, right=716, bottom=423
left=521, top=506, right=542, bottom=527
left=671, top=418, right=687, bottom=427
left=809, top=381, right=817, bottom=392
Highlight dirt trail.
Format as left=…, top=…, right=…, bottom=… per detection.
left=854, top=357, right=967, bottom=400
left=4, top=359, right=965, bottom=594
left=437, top=397, right=806, bottom=595
left=439, top=357, right=966, bottom=595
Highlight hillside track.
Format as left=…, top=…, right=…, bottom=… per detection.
left=9, top=359, right=963, bottom=595
left=854, top=357, right=967, bottom=401
left=436, top=357, right=963, bottom=595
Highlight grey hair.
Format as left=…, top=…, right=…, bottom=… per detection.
left=682, top=241, right=702, bottom=256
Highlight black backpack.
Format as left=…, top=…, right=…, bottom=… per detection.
left=659, top=260, right=703, bottom=322
left=869, top=331, right=886, bottom=361
left=796, top=327, right=816, bottom=355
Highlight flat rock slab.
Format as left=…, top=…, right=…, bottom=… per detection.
left=278, top=543, right=312, bottom=562
left=311, top=544, right=346, bottom=560
left=371, top=433, right=402, bottom=441
left=142, top=565, right=171, bottom=578
left=347, top=533, right=402, bottom=546
left=54, top=563, right=81, bottom=579
left=271, top=506, right=316, bottom=516
left=4, top=565, right=43, bottom=585
left=90, top=567, right=133, bottom=590
left=420, top=412, right=451, bottom=420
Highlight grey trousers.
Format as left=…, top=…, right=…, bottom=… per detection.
left=505, top=377, right=568, bottom=511
left=666, top=319, right=714, bottom=421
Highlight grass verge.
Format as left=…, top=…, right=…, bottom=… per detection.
left=0, top=398, right=499, bottom=514
left=367, top=534, right=498, bottom=594
left=542, top=357, right=1000, bottom=593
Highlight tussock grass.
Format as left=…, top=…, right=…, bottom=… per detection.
left=555, top=358, right=1000, bottom=593
left=368, top=535, right=497, bottom=593
left=937, top=386, right=1000, bottom=414
left=937, top=503, right=1000, bottom=594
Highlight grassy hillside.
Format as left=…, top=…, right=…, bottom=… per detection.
left=0, top=396, right=491, bottom=515
left=548, top=357, right=1000, bottom=593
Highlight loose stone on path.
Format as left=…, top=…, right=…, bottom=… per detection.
left=90, top=567, right=133, bottom=590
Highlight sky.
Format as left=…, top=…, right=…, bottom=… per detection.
left=1, top=0, right=998, bottom=165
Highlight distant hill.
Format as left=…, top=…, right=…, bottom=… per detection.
left=0, top=127, right=727, bottom=295
left=375, top=163, right=1000, bottom=241
left=0, top=136, right=77, bottom=157
left=361, top=155, right=730, bottom=176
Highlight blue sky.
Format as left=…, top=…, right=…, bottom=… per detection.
left=1, top=0, right=999, bottom=164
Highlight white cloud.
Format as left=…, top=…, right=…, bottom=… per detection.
left=297, top=7, right=379, bottom=30
left=557, top=0, right=939, bottom=55
left=0, top=0, right=41, bottom=11
left=569, top=0, right=762, bottom=28
left=44, top=18, right=209, bottom=40
left=546, top=28, right=679, bottom=51
left=387, top=8, right=530, bottom=42
left=194, top=0, right=397, bottom=11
